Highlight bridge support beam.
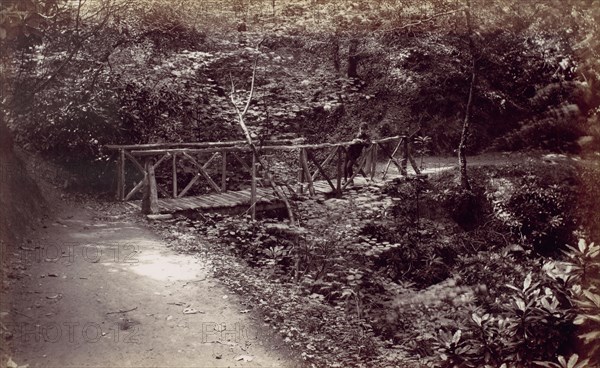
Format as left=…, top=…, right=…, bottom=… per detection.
left=172, top=153, right=178, bottom=198
left=251, top=152, right=256, bottom=220
left=336, top=146, right=343, bottom=197
left=142, top=159, right=159, bottom=214
left=116, top=149, right=125, bottom=201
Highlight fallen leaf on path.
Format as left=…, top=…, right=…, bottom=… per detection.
left=182, top=278, right=206, bottom=287
left=48, top=273, right=58, bottom=277
left=6, top=357, right=29, bottom=368
left=46, top=294, right=61, bottom=299
left=182, top=308, right=204, bottom=314
left=167, top=302, right=187, bottom=306
left=234, top=355, right=254, bottom=362
left=106, top=307, right=137, bottom=315
left=166, top=315, right=173, bottom=321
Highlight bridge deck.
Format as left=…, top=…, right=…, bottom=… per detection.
left=128, top=178, right=370, bottom=214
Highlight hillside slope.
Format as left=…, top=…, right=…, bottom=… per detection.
left=0, top=121, right=46, bottom=251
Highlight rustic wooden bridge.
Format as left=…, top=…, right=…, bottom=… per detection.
left=106, top=135, right=420, bottom=218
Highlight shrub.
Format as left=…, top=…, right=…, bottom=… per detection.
left=493, top=115, right=585, bottom=153
left=433, top=273, right=575, bottom=367
left=133, top=2, right=206, bottom=52
left=501, top=170, right=578, bottom=254
left=433, top=239, right=599, bottom=367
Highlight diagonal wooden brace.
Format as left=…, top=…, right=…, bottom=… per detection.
left=124, top=153, right=172, bottom=200
left=306, top=149, right=337, bottom=193
left=311, top=147, right=337, bottom=182
left=178, top=152, right=221, bottom=196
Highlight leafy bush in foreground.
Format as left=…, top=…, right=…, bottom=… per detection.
left=432, top=239, right=600, bottom=368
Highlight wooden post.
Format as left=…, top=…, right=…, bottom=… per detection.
left=221, top=151, right=227, bottom=191
left=336, top=146, right=343, bottom=197
left=301, top=148, right=315, bottom=196
left=362, top=145, right=372, bottom=182
left=370, top=144, right=378, bottom=181
left=251, top=151, right=257, bottom=220
left=400, top=138, right=408, bottom=176
left=172, top=152, right=177, bottom=198
left=407, top=142, right=422, bottom=175
left=117, top=149, right=125, bottom=201
left=142, top=158, right=159, bottom=214
left=298, top=148, right=304, bottom=195
left=382, top=139, right=402, bottom=180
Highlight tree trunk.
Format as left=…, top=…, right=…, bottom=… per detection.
left=458, top=0, right=476, bottom=190
left=458, top=63, right=475, bottom=190
left=0, top=118, right=14, bottom=156
left=332, top=34, right=340, bottom=74
left=347, top=38, right=359, bottom=78
left=400, top=138, right=408, bottom=176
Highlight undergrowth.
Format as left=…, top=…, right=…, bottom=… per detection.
left=148, top=158, right=599, bottom=367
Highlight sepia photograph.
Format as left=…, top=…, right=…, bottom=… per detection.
left=0, top=0, right=599, bottom=367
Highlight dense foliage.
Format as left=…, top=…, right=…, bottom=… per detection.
left=1, top=0, right=599, bottom=189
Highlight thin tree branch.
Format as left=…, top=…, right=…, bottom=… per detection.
left=75, top=0, right=83, bottom=33
left=32, top=35, right=90, bottom=94
left=458, top=0, right=476, bottom=190
left=228, top=44, right=296, bottom=223
left=32, top=0, right=115, bottom=95
left=242, top=58, right=258, bottom=116
left=382, top=9, right=462, bottom=33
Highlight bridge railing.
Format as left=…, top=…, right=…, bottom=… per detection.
left=105, top=138, right=305, bottom=202
left=106, top=135, right=420, bottom=213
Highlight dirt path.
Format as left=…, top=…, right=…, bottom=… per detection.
left=1, top=203, right=290, bottom=368
left=377, top=152, right=537, bottom=178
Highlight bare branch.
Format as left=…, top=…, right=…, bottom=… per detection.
left=75, top=0, right=83, bottom=33
left=458, top=0, right=476, bottom=190
left=229, top=84, right=253, bottom=146
left=229, top=73, right=236, bottom=95
left=242, top=58, right=258, bottom=116
left=227, top=55, right=296, bottom=223
left=382, top=9, right=462, bottom=33
left=32, top=0, right=115, bottom=95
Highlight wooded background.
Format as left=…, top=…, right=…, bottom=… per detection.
left=1, top=0, right=599, bottom=187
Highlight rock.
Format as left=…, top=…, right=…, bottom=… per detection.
left=146, top=214, right=173, bottom=221
left=577, top=135, right=594, bottom=148
left=354, top=196, right=371, bottom=203
left=324, top=198, right=348, bottom=208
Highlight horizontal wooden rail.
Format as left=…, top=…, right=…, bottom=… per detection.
left=107, top=136, right=405, bottom=154
left=106, top=141, right=246, bottom=150
left=254, top=135, right=407, bottom=151
left=130, top=147, right=252, bottom=156
left=106, top=138, right=305, bottom=151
